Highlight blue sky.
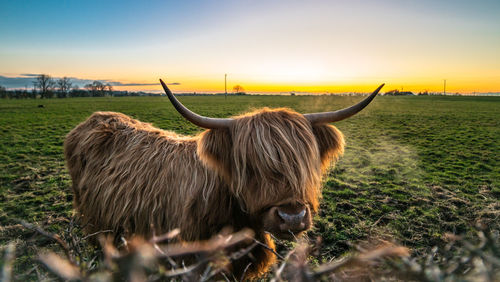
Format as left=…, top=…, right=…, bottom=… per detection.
left=1, top=0, right=499, bottom=92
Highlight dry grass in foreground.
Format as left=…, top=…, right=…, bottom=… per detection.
left=1, top=219, right=499, bottom=281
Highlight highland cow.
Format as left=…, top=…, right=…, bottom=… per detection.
left=64, top=79, right=384, bottom=278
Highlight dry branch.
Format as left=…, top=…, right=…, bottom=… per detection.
left=19, top=220, right=75, bottom=263
left=154, top=228, right=254, bottom=258
left=38, top=252, right=81, bottom=280
left=1, top=243, right=16, bottom=282
left=313, top=243, right=410, bottom=277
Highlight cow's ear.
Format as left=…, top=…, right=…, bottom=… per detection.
left=197, top=128, right=233, bottom=180
left=312, top=124, right=345, bottom=171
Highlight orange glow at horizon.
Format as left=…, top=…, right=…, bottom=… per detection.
left=111, top=76, right=500, bottom=94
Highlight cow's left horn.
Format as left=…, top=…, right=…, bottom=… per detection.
left=304, top=84, right=384, bottom=124
left=160, top=79, right=234, bottom=129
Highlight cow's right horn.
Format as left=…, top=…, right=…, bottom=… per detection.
left=160, top=79, right=234, bottom=129
left=303, top=84, right=384, bottom=124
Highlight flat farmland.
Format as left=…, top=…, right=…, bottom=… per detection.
left=1, top=95, right=499, bottom=277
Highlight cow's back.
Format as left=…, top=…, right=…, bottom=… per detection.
left=64, top=111, right=201, bottom=237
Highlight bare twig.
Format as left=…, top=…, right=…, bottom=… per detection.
left=38, top=252, right=81, bottom=280
left=202, top=242, right=259, bottom=281
left=155, top=228, right=254, bottom=258
left=81, top=229, right=113, bottom=240
left=1, top=243, right=16, bottom=282
left=160, top=258, right=209, bottom=278
left=150, top=228, right=181, bottom=244
left=230, top=241, right=258, bottom=261
left=240, top=263, right=252, bottom=281
left=313, top=243, right=409, bottom=278
left=371, top=215, right=385, bottom=228
left=19, top=220, right=75, bottom=263
left=271, top=249, right=294, bottom=282
left=153, top=244, right=178, bottom=267
left=252, top=237, right=284, bottom=260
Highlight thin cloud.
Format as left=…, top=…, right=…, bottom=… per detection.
left=0, top=76, right=36, bottom=88
left=109, top=82, right=173, bottom=86
left=107, top=81, right=180, bottom=86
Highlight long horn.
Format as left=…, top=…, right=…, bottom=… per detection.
left=304, top=84, right=384, bottom=124
left=160, top=79, right=233, bottom=129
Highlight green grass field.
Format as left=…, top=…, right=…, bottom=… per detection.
left=1, top=95, right=499, bottom=278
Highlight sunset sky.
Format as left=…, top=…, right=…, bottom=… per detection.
left=1, top=0, right=499, bottom=93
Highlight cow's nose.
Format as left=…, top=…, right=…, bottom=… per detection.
left=277, top=209, right=306, bottom=226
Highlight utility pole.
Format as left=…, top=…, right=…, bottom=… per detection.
left=443, top=79, right=446, bottom=95
left=225, top=74, right=227, bottom=99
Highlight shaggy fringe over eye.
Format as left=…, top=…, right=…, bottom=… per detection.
left=230, top=108, right=323, bottom=213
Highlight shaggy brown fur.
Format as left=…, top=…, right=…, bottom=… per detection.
left=64, top=107, right=344, bottom=278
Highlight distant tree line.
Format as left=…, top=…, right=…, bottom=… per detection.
left=383, top=89, right=455, bottom=96
left=0, top=74, right=128, bottom=99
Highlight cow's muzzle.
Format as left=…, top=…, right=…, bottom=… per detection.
left=278, top=209, right=307, bottom=232
left=263, top=203, right=312, bottom=239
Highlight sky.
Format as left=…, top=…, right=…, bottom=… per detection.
left=1, top=0, right=499, bottom=93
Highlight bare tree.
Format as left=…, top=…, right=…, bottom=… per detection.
left=56, top=77, right=72, bottom=98
left=34, top=74, right=55, bottom=98
left=84, top=83, right=95, bottom=96
left=106, top=83, right=113, bottom=95
left=233, top=85, right=245, bottom=94
left=85, top=81, right=108, bottom=97
left=0, top=85, right=7, bottom=99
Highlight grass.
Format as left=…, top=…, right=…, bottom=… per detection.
left=0, top=95, right=499, bottom=279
